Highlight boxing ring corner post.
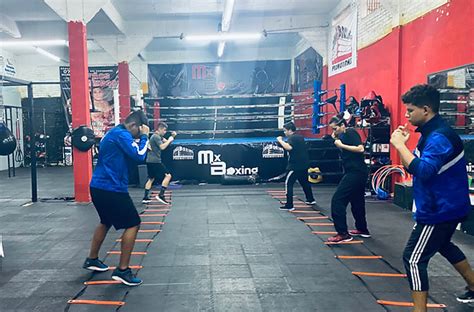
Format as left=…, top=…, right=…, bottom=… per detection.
left=313, top=80, right=322, bottom=134
left=339, top=83, right=346, bottom=112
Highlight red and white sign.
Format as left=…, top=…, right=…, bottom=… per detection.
left=329, top=4, right=358, bottom=76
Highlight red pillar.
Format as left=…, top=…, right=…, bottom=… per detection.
left=118, top=61, right=131, bottom=123
left=392, top=26, right=403, bottom=167
left=68, top=21, right=92, bottom=203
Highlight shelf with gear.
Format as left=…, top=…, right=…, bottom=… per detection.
left=316, top=86, right=392, bottom=194
left=358, top=91, right=392, bottom=196
left=310, top=81, right=347, bottom=184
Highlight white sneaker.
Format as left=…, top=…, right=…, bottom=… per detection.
left=155, top=195, right=170, bottom=205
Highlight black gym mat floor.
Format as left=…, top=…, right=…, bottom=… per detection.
left=1, top=167, right=473, bottom=311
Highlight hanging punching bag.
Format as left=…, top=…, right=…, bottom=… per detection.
left=0, top=122, right=17, bottom=156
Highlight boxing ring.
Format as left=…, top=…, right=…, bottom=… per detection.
left=144, top=91, right=345, bottom=183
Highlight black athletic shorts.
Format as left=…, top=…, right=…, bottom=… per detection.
left=90, top=187, right=141, bottom=230
left=147, top=163, right=170, bottom=180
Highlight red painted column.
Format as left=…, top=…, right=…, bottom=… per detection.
left=392, top=26, right=403, bottom=167
left=68, top=21, right=92, bottom=203
left=118, top=61, right=131, bottom=123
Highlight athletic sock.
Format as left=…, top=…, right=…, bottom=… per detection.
left=159, top=186, right=167, bottom=197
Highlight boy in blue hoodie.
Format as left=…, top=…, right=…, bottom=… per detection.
left=83, top=110, right=149, bottom=286
left=391, top=84, right=474, bottom=311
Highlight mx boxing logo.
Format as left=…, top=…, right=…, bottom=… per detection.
left=197, top=150, right=258, bottom=176
left=173, top=146, right=194, bottom=160
left=262, top=143, right=284, bottom=159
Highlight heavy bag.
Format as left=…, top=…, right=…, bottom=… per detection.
left=221, top=174, right=257, bottom=185
left=0, top=122, right=17, bottom=156
left=71, top=126, right=95, bottom=152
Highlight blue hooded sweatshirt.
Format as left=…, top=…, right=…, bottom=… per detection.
left=90, top=125, right=148, bottom=193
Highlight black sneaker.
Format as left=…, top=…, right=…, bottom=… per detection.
left=142, top=196, right=152, bottom=203
left=456, top=287, right=474, bottom=303
left=82, top=257, right=109, bottom=272
left=155, top=195, right=170, bottom=205
left=111, top=267, right=143, bottom=286
left=305, top=200, right=317, bottom=205
left=280, top=206, right=295, bottom=212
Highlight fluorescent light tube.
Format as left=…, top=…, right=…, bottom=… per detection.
left=34, top=47, right=62, bottom=62
left=185, top=33, right=262, bottom=41
left=0, top=40, right=68, bottom=47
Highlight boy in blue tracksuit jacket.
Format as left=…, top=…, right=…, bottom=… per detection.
left=83, top=110, right=149, bottom=287
left=391, top=85, right=474, bottom=310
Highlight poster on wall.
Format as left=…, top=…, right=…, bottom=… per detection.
left=59, top=66, right=118, bottom=137
left=0, top=53, right=17, bottom=117
left=294, top=47, right=323, bottom=91
left=328, top=3, right=358, bottom=77
left=148, top=60, right=291, bottom=97
left=0, top=55, right=16, bottom=78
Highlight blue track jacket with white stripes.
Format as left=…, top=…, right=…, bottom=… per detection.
left=408, top=114, right=470, bottom=224
left=90, top=125, right=148, bottom=193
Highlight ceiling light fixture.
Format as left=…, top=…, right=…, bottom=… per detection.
left=217, top=0, right=235, bottom=58
left=0, top=40, right=68, bottom=47
left=221, top=0, right=235, bottom=32
left=185, top=33, right=262, bottom=42
left=34, top=47, right=62, bottom=62
left=217, top=42, right=226, bottom=58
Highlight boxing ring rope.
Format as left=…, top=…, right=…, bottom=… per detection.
left=144, top=84, right=345, bottom=139
left=144, top=91, right=322, bottom=139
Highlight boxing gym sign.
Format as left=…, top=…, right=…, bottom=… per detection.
left=262, top=143, right=285, bottom=159
left=172, top=146, right=194, bottom=160
left=197, top=150, right=258, bottom=176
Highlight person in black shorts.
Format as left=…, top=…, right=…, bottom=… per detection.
left=142, top=122, right=176, bottom=204
left=83, top=110, right=149, bottom=286
left=327, top=115, right=369, bottom=244
left=277, top=121, right=316, bottom=211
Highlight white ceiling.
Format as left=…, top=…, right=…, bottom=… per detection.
left=0, top=0, right=341, bottom=63
left=112, top=0, right=338, bottom=18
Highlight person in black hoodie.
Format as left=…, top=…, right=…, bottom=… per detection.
left=277, top=122, right=316, bottom=211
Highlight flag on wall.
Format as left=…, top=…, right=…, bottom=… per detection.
left=329, top=3, right=358, bottom=77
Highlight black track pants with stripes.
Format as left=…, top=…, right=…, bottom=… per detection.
left=403, top=219, right=467, bottom=291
